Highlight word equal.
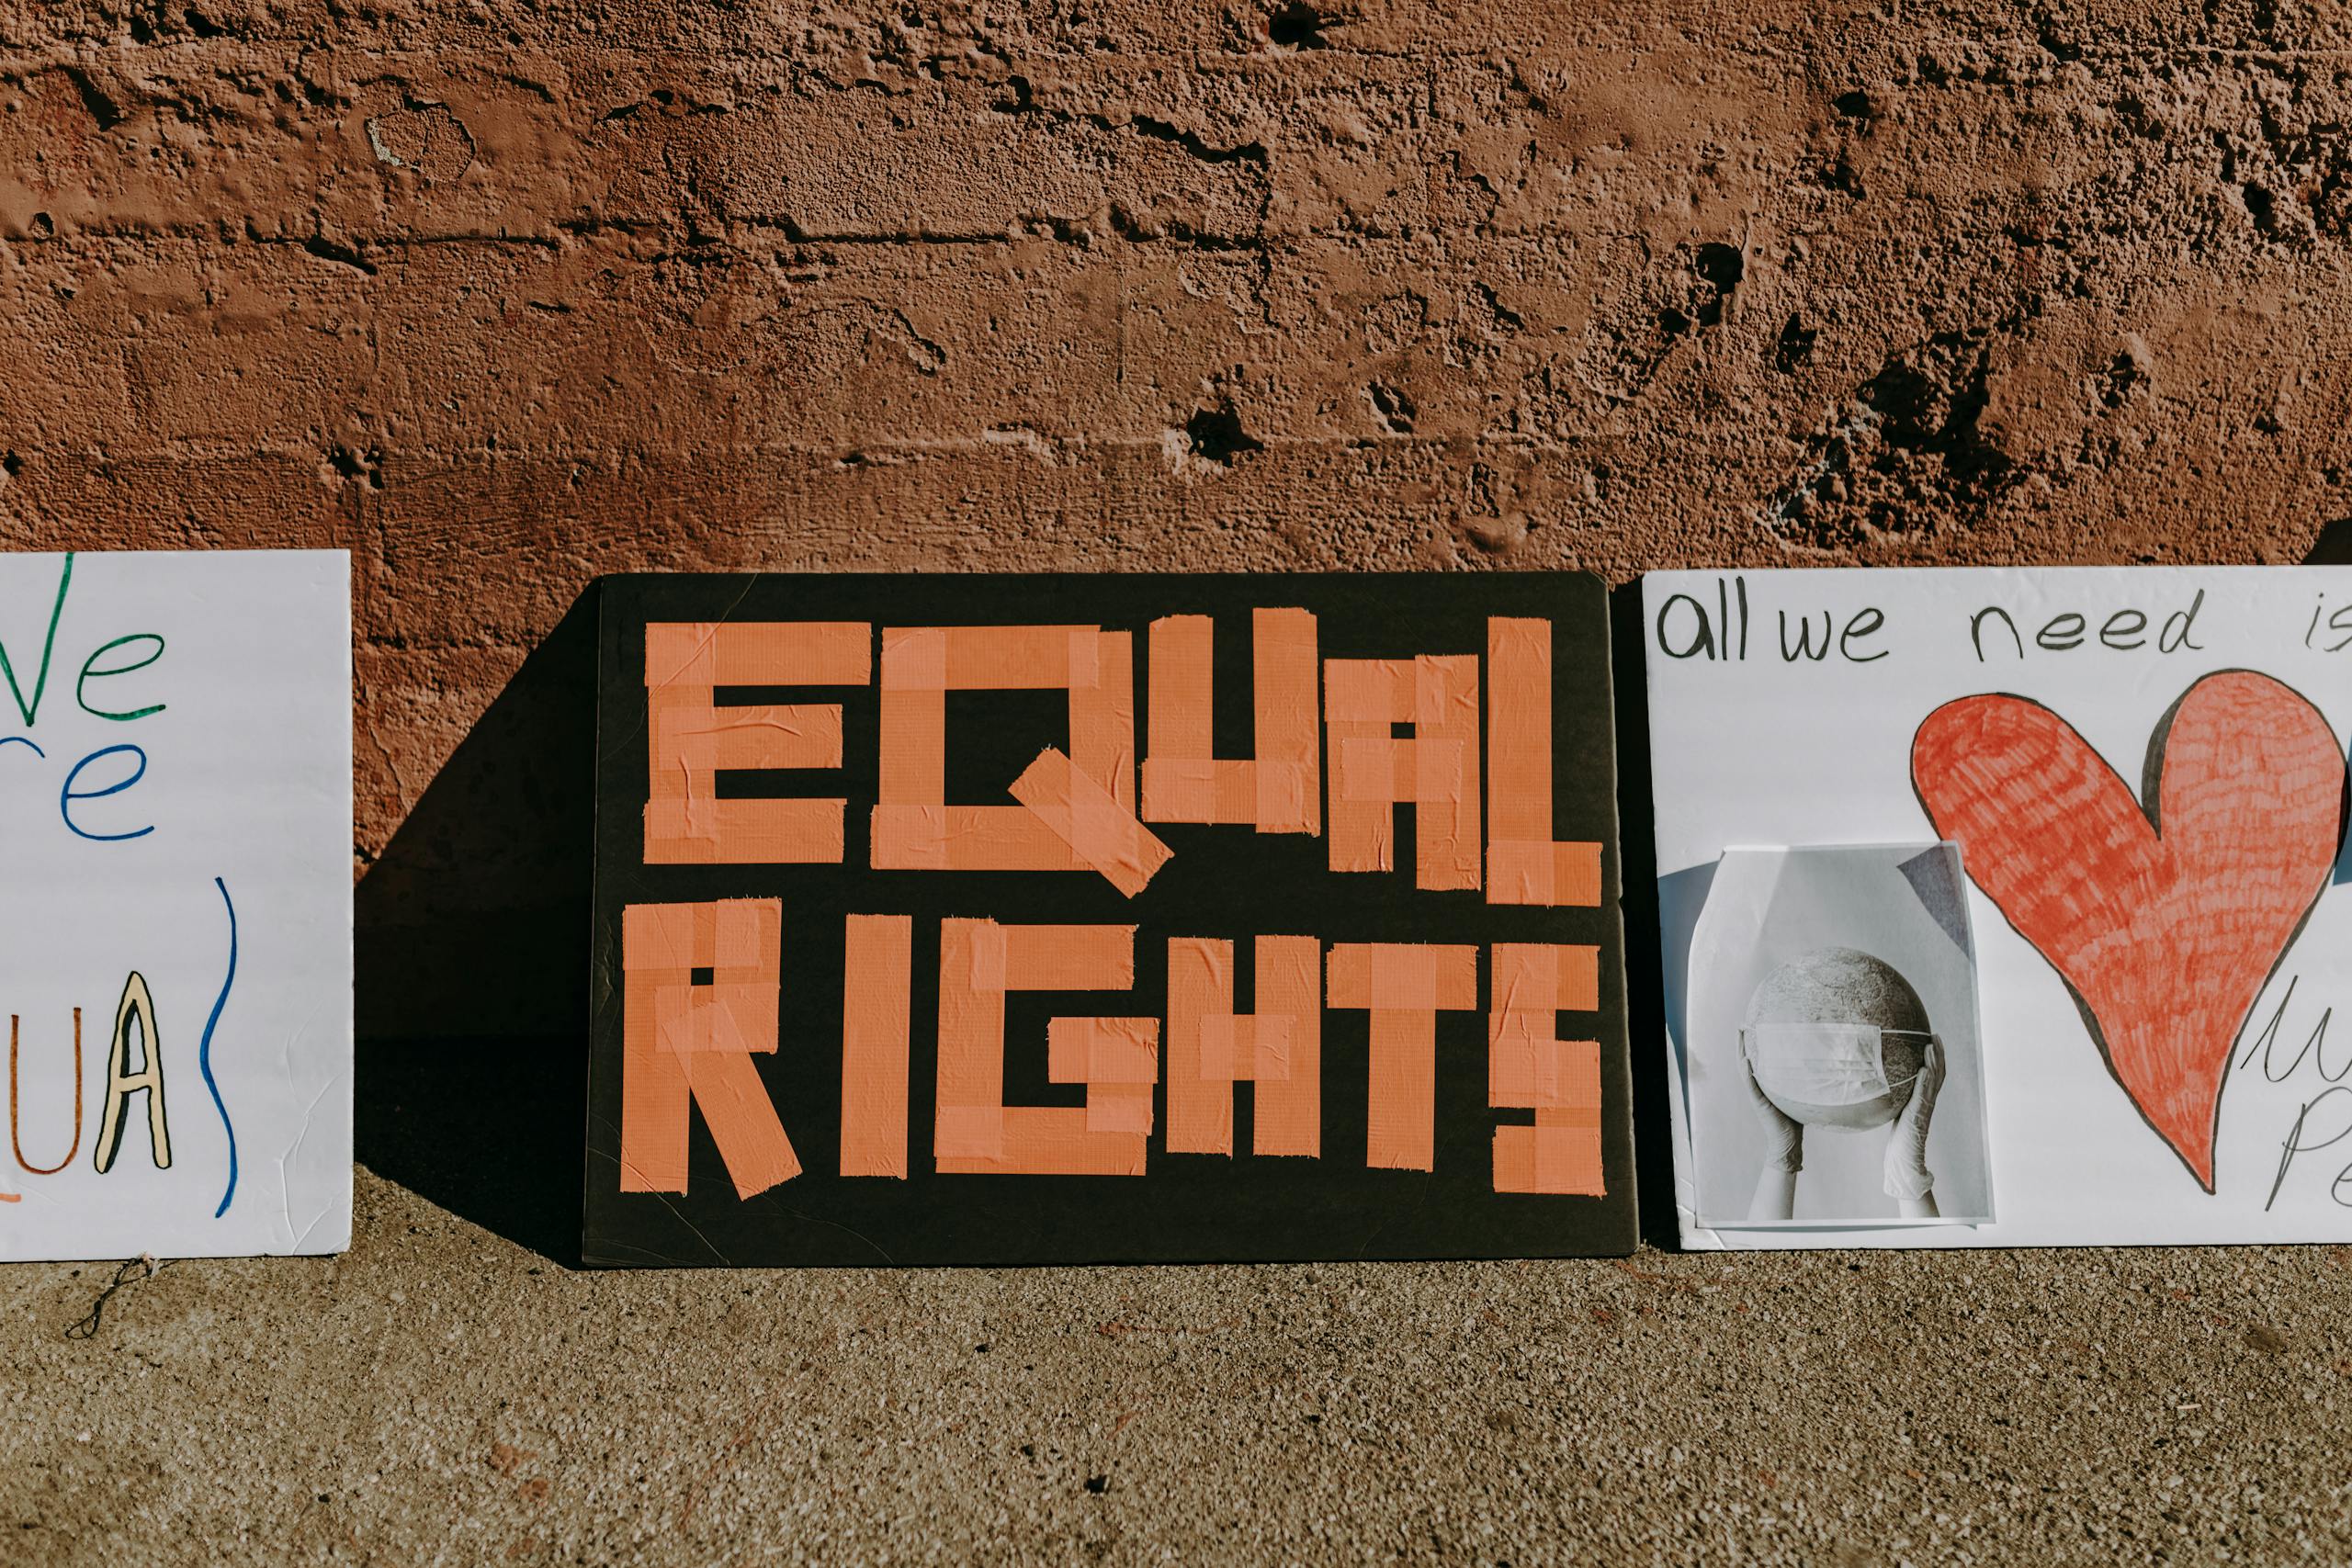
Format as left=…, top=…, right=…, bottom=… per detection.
left=639, top=615, right=1597, bottom=902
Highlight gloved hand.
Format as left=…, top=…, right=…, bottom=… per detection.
left=1743, top=1059, right=1804, bottom=1175
left=1883, top=1036, right=1944, bottom=1201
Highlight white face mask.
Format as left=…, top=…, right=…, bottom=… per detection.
left=1742, top=1022, right=1935, bottom=1129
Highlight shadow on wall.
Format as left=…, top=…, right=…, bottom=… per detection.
left=2303, top=522, right=2352, bottom=888
left=354, top=590, right=597, bottom=1266
left=1610, top=581, right=1679, bottom=1251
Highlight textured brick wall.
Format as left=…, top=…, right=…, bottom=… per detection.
left=3, top=3, right=2344, bottom=1029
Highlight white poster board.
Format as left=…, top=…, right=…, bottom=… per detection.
left=1646, top=567, right=2352, bottom=1248
left=0, top=551, right=350, bottom=1259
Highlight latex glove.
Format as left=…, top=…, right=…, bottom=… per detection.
left=1743, top=1060, right=1804, bottom=1175
left=1883, top=1037, right=1945, bottom=1201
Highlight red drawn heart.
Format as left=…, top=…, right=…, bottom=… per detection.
left=1912, top=671, right=2345, bottom=1190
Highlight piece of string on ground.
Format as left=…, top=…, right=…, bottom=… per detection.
left=64, top=1253, right=168, bottom=1341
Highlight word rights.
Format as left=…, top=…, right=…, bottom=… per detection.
left=587, top=574, right=1637, bottom=1266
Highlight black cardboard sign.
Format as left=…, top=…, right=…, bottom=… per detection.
left=586, top=573, right=1634, bottom=1265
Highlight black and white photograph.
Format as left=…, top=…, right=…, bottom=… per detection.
left=1685, top=844, right=1994, bottom=1228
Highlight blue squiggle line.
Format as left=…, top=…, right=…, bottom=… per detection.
left=200, top=876, right=238, bottom=1218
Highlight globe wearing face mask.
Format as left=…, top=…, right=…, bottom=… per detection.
left=1736, top=945, right=1946, bottom=1222
left=1742, top=947, right=1931, bottom=1130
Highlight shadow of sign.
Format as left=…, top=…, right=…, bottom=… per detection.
left=1611, top=580, right=1681, bottom=1250
left=352, top=590, right=596, bottom=1265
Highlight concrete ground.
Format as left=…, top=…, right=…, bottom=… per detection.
left=3, top=1164, right=2347, bottom=1564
